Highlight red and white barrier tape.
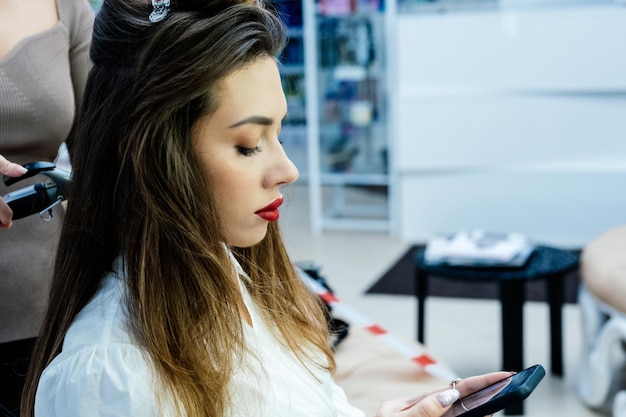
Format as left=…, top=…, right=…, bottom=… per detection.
left=297, top=267, right=459, bottom=382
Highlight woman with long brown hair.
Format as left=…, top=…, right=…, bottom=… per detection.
left=21, top=1, right=507, bottom=416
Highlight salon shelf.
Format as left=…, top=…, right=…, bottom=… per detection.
left=305, top=0, right=391, bottom=232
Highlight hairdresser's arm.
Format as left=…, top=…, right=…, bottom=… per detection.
left=374, top=372, right=512, bottom=417
left=0, top=154, right=27, bottom=228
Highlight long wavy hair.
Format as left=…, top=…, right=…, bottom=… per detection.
left=21, top=1, right=334, bottom=416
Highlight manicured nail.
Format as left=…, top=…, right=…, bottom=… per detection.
left=438, top=388, right=460, bottom=407
left=15, top=165, right=28, bottom=174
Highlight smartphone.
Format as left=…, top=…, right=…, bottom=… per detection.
left=442, top=364, right=546, bottom=417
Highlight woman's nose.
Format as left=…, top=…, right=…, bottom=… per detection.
left=265, top=143, right=299, bottom=187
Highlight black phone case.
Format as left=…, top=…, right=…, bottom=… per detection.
left=452, top=364, right=546, bottom=417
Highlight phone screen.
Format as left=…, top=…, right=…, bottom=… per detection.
left=442, top=364, right=545, bottom=417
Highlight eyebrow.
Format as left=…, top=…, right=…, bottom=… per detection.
left=228, top=114, right=288, bottom=128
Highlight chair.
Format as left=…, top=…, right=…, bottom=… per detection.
left=577, top=225, right=626, bottom=416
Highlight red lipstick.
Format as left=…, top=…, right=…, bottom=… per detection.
left=255, top=197, right=283, bottom=222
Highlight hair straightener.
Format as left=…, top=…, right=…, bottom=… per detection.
left=2, top=161, right=71, bottom=221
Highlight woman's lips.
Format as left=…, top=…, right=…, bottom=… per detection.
left=255, top=197, right=283, bottom=222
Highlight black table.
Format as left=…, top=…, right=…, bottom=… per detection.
left=414, top=245, right=579, bottom=415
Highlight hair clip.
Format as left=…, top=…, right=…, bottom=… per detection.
left=149, top=0, right=170, bottom=23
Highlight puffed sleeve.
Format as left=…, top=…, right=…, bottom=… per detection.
left=333, top=381, right=366, bottom=417
left=35, top=343, right=174, bottom=417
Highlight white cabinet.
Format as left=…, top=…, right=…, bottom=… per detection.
left=391, top=4, right=626, bottom=246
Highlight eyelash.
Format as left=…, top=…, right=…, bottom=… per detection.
left=236, top=145, right=262, bottom=157
left=235, top=135, right=284, bottom=157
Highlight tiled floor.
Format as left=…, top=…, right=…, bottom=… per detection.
left=279, top=183, right=604, bottom=417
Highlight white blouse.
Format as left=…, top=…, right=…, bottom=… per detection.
left=35, top=257, right=366, bottom=417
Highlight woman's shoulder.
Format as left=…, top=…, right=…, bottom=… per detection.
left=36, top=342, right=162, bottom=417
left=64, top=272, right=130, bottom=340
left=56, top=0, right=94, bottom=42
left=44, top=269, right=138, bottom=365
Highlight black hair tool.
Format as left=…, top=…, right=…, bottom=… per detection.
left=2, top=161, right=71, bottom=221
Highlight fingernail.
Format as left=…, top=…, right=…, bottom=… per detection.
left=438, top=388, right=460, bottom=407
left=16, top=165, right=27, bottom=174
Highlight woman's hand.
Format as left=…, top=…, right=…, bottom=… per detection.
left=375, top=371, right=513, bottom=417
left=0, top=154, right=28, bottom=228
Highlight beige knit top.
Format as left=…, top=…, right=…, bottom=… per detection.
left=0, top=0, right=93, bottom=343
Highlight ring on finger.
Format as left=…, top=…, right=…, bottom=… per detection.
left=450, top=378, right=462, bottom=390
left=450, top=378, right=471, bottom=411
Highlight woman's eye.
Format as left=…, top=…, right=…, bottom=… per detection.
left=236, top=145, right=261, bottom=157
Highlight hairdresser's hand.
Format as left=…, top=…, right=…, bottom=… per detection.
left=0, top=154, right=28, bottom=228
left=374, top=371, right=512, bottom=417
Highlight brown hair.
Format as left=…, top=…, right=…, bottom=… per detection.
left=21, top=1, right=333, bottom=416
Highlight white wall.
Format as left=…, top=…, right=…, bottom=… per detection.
left=391, top=5, right=626, bottom=247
